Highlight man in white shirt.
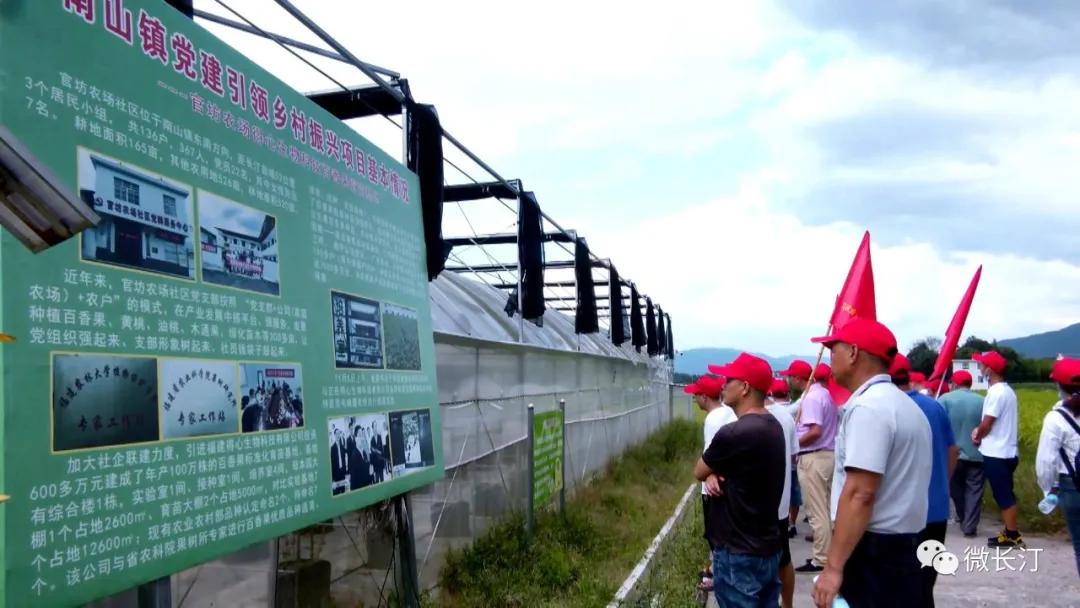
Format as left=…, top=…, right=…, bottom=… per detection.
left=1037, top=357, right=1080, bottom=576
left=767, top=380, right=800, bottom=608
left=809, top=319, right=932, bottom=608
left=970, top=351, right=1023, bottom=547
left=686, top=374, right=735, bottom=590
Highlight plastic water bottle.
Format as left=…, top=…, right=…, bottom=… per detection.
left=1038, top=492, right=1058, bottom=515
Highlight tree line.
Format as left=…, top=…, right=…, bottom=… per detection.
left=906, top=335, right=1056, bottom=384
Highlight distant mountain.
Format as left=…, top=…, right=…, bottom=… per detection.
left=675, top=348, right=824, bottom=377
left=1000, top=323, right=1080, bottom=359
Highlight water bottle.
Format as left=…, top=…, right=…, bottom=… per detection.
left=812, top=576, right=851, bottom=607
left=1038, top=492, right=1058, bottom=515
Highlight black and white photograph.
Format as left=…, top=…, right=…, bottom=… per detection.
left=78, top=148, right=195, bottom=280
left=197, top=190, right=280, bottom=296
left=327, top=413, right=392, bottom=496
left=160, top=358, right=238, bottom=439
left=389, top=409, right=435, bottom=477
left=331, top=290, right=384, bottom=369
left=52, top=353, right=160, bottom=452
left=239, top=362, right=304, bottom=433
left=382, top=303, right=422, bottom=371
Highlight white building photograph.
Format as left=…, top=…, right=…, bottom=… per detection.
left=77, top=149, right=195, bottom=279
left=197, top=190, right=280, bottom=296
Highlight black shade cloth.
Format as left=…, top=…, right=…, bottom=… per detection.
left=517, top=191, right=545, bottom=321
left=630, top=285, right=645, bottom=352
left=657, top=306, right=667, bottom=357
left=646, top=298, right=658, bottom=356
left=574, top=238, right=599, bottom=334
left=609, top=267, right=626, bottom=346
left=660, top=317, right=669, bottom=358
left=406, top=101, right=450, bottom=280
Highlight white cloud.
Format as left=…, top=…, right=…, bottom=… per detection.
left=197, top=1, right=1080, bottom=354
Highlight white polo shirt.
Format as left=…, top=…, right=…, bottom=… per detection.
left=702, top=405, right=737, bottom=495
left=979, top=382, right=1019, bottom=459
left=831, top=374, right=932, bottom=534
left=1035, top=403, right=1080, bottom=495
left=766, top=403, right=798, bottom=519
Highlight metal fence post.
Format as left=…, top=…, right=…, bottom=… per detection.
left=559, top=398, right=566, bottom=517
left=526, top=402, right=535, bottom=540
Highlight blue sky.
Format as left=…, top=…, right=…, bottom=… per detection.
left=202, top=0, right=1080, bottom=356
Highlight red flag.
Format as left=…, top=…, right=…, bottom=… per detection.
left=929, top=265, right=982, bottom=383
left=829, top=231, right=876, bottom=329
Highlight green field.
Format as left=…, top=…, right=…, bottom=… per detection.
left=383, top=310, right=421, bottom=371
left=1001, top=387, right=1064, bottom=535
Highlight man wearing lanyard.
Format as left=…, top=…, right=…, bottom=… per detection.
left=792, top=360, right=838, bottom=574
left=810, top=319, right=932, bottom=608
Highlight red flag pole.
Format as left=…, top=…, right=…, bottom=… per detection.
left=931, top=265, right=983, bottom=399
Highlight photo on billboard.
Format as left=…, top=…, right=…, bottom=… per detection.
left=51, top=352, right=159, bottom=452
left=331, top=290, right=384, bottom=369
left=382, top=302, right=421, bottom=371
left=160, top=358, right=238, bottom=439
left=197, top=190, right=280, bottom=296
left=77, top=147, right=195, bottom=280
left=327, top=412, right=392, bottom=496
left=238, top=361, right=304, bottom=432
left=388, top=409, right=435, bottom=477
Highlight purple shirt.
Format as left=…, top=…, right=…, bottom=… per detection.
left=796, top=382, right=838, bottom=453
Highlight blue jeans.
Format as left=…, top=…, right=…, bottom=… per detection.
left=1059, top=474, right=1080, bottom=577
left=712, top=547, right=780, bottom=608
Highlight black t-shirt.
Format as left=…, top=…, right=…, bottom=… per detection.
left=702, top=411, right=786, bottom=556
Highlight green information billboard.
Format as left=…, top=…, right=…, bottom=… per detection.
left=532, top=410, right=563, bottom=509
left=0, top=1, right=443, bottom=605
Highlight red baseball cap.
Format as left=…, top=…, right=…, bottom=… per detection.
left=709, top=353, right=774, bottom=394
left=779, top=360, right=812, bottom=380
left=769, top=378, right=789, bottom=398
left=1050, top=358, right=1080, bottom=386
left=683, top=375, right=723, bottom=399
left=811, top=318, right=898, bottom=361
left=910, top=372, right=927, bottom=384
left=951, top=370, right=973, bottom=387
left=973, top=351, right=1007, bottom=375
left=889, top=353, right=912, bottom=377
left=814, top=363, right=832, bottom=381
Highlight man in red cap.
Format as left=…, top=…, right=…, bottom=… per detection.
left=939, top=370, right=986, bottom=537
left=910, top=371, right=928, bottom=394
left=697, top=353, right=786, bottom=607
left=685, top=375, right=735, bottom=590
left=1036, top=358, right=1080, bottom=575
left=971, top=351, right=1023, bottom=547
left=791, top=358, right=838, bottom=574
left=809, top=319, right=931, bottom=608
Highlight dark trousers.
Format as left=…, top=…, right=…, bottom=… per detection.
left=950, top=460, right=984, bottom=536
left=918, top=521, right=947, bottom=607
left=840, top=531, right=921, bottom=608
left=1059, top=474, right=1080, bottom=577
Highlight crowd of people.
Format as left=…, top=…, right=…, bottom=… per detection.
left=240, top=381, right=304, bottom=432
left=687, top=318, right=1080, bottom=607
left=330, top=418, right=391, bottom=495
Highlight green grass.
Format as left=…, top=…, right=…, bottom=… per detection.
left=436, top=419, right=702, bottom=607
left=999, top=387, right=1064, bottom=535
left=629, top=496, right=707, bottom=608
